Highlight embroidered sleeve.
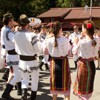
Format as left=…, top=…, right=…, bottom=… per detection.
left=6, top=30, right=14, bottom=42
left=31, top=35, right=43, bottom=54
left=31, top=36, right=39, bottom=45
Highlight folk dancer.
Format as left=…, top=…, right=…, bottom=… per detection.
left=69, top=25, right=80, bottom=69
left=1, top=12, right=21, bottom=100
left=14, top=14, right=43, bottom=100
left=72, top=20, right=100, bottom=100
left=44, top=21, right=71, bottom=100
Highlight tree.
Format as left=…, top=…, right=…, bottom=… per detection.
left=0, top=0, right=99, bottom=23
left=93, top=0, right=100, bottom=6
left=31, top=0, right=50, bottom=16
left=0, top=0, right=50, bottom=21
left=0, top=0, right=34, bottom=20
left=55, top=0, right=100, bottom=7
left=49, top=0, right=56, bottom=7
left=56, top=0, right=73, bottom=7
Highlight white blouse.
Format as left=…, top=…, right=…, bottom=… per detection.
left=69, top=32, right=80, bottom=44
left=72, top=37, right=100, bottom=59
left=45, top=36, right=71, bottom=57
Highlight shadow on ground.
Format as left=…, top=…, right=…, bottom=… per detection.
left=36, top=71, right=63, bottom=100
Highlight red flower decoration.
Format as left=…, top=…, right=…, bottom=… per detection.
left=87, top=23, right=92, bottom=28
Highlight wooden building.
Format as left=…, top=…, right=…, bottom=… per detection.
left=37, top=7, right=100, bottom=30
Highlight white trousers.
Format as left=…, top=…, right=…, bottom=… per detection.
left=6, top=54, right=21, bottom=86
left=9, top=65, right=21, bottom=85
left=21, top=69, right=39, bottom=91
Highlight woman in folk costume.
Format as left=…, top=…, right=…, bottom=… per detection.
left=72, top=20, right=100, bottom=100
left=44, top=21, right=71, bottom=100
left=94, top=27, right=100, bottom=69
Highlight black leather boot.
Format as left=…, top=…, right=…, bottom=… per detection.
left=2, top=68, right=9, bottom=81
left=2, top=84, right=15, bottom=100
left=45, top=64, right=49, bottom=71
left=30, top=91, right=37, bottom=100
left=74, top=61, right=77, bottom=69
left=16, top=82, right=22, bottom=95
left=39, top=62, right=44, bottom=71
left=21, top=89, right=27, bottom=100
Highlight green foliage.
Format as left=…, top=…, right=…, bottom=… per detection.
left=56, top=0, right=73, bottom=7
left=55, top=0, right=91, bottom=7
left=0, top=0, right=50, bottom=22
left=0, top=0, right=99, bottom=23
left=31, top=0, right=50, bottom=16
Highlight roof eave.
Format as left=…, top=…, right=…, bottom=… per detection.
left=65, top=17, right=90, bottom=20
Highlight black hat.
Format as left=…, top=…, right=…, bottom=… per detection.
left=18, top=14, right=30, bottom=26
left=3, top=12, right=13, bottom=22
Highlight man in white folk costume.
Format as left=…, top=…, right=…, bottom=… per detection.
left=1, top=12, right=21, bottom=100
left=14, top=14, right=43, bottom=100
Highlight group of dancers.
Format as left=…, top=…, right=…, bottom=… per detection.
left=0, top=12, right=100, bottom=100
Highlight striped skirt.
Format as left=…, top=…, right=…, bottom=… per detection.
left=73, top=58, right=96, bottom=99
left=50, top=56, right=71, bottom=95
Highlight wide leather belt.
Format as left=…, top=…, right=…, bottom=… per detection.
left=20, top=55, right=36, bottom=61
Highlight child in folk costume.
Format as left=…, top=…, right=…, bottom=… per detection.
left=44, top=21, right=71, bottom=100
left=14, top=14, right=43, bottom=100
left=37, top=25, right=49, bottom=71
left=72, top=20, right=100, bottom=100
left=41, top=27, right=54, bottom=71
left=69, top=25, right=81, bottom=69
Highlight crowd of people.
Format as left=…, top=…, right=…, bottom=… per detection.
left=0, top=12, right=100, bottom=100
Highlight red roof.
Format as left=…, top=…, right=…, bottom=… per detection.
left=37, top=7, right=100, bottom=19
left=92, top=8, right=100, bottom=18
left=65, top=7, right=100, bottom=19
left=37, top=8, right=71, bottom=18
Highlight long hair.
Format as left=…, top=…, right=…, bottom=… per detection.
left=52, top=21, right=62, bottom=47
left=83, top=20, right=97, bottom=47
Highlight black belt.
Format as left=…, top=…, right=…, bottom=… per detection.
left=2, top=45, right=5, bottom=49
left=78, top=57, right=94, bottom=61
left=51, top=55, right=68, bottom=59
left=7, top=49, right=17, bottom=55
left=20, top=55, right=36, bottom=61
